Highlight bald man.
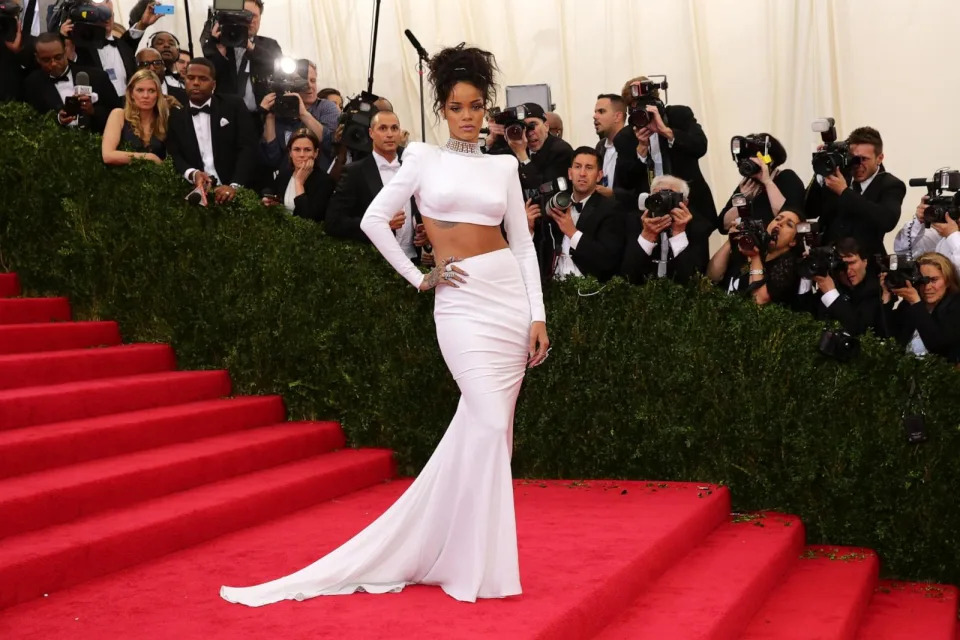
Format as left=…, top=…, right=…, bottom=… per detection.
left=545, top=111, right=563, bottom=139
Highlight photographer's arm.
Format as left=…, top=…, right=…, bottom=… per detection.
left=663, top=106, right=707, bottom=158
left=748, top=254, right=772, bottom=305
left=706, top=240, right=732, bottom=284
left=768, top=169, right=805, bottom=217
left=904, top=297, right=960, bottom=356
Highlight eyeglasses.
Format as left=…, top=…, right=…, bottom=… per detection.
left=138, top=60, right=166, bottom=68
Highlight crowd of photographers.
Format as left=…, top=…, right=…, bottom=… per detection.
left=3, top=1, right=960, bottom=364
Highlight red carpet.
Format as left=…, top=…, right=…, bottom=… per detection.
left=0, top=272, right=956, bottom=639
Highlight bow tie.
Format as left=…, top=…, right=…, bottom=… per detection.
left=103, top=39, right=118, bottom=48
left=190, top=105, right=212, bottom=116
left=573, top=201, right=584, bottom=213
left=51, top=73, right=70, bottom=83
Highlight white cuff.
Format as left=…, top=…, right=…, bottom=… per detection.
left=667, top=138, right=675, bottom=148
left=637, top=152, right=648, bottom=162
left=185, top=169, right=197, bottom=182
left=637, top=234, right=656, bottom=256
left=668, top=231, right=688, bottom=256
left=569, top=230, right=583, bottom=250
left=821, top=288, right=841, bottom=308
left=128, top=26, right=145, bottom=38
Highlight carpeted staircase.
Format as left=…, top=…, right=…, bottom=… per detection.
left=0, top=273, right=955, bottom=640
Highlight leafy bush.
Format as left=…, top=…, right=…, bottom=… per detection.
left=2, top=103, right=959, bottom=585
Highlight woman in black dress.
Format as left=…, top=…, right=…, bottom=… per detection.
left=101, top=69, right=169, bottom=166
left=262, top=128, right=334, bottom=222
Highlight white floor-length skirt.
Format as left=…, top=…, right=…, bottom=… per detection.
left=220, top=248, right=531, bottom=605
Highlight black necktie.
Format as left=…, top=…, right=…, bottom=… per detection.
left=190, top=105, right=212, bottom=117
left=573, top=201, right=584, bottom=213
left=853, top=181, right=863, bottom=194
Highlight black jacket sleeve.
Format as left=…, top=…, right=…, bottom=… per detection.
left=165, top=108, right=193, bottom=178
left=897, top=295, right=960, bottom=361
left=835, top=173, right=906, bottom=237
left=664, top=105, right=708, bottom=159
left=571, top=204, right=625, bottom=281
left=823, top=293, right=885, bottom=337
left=293, top=171, right=335, bottom=222
left=229, top=101, right=258, bottom=187
left=324, top=162, right=370, bottom=242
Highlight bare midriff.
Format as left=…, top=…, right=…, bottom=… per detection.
left=421, top=216, right=508, bottom=263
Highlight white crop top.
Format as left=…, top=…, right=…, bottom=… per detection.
left=359, top=142, right=546, bottom=323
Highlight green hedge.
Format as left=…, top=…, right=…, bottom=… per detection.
left=2, top=103, right=960, bottom=586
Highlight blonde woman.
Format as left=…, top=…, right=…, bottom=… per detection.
left=101, top=68, right=170, bottom=165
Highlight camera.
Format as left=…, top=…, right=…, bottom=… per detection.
left=525, top=177, right=572, bottom=214
left=643, top=189, right=683, bottom=217
left=627, top=76, right=668, bottom=129
left=819, top=329, right=860, bottom=362
left=909, top=169, right=960, bottom=228
left=730, top=135, right=771, bottom=178
left=811, top=117, right=860, bottom=178
left=49, top=0, right=111, bottom=48
left=0, top=0, right=21, bottom=43
left=337, top=91, right=380, bottom=154
left=730, top=218, right=772, bottom=254
left=267, top=57, right=309, bottom=120
left=876, top=254, right=930, bottom=290
left=798, top=245, right=842, bottom=279
left=206, top=0, right=253, bottom=49
left=489, top=105, right=530, bottom=142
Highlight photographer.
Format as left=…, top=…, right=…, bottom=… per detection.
left=805, top=126, right=906, bottom=257
left=528, top=147, right=624, bottom=282
left=611, top=75, right=717, bottom=264
left=707, top=208, right=805, bottom=307
left=260, top=60, right=339, bottom=173
left=0, top=0, right=23, bottom=102
left=60, top=0, right=161, bottom=98
left=883, top=252, right=960, bottom=362
left=812, top=237, right=887, bottom=337
left=720, top=133, right=804, bottom=233
left=202, top=0, right=281, bottom=115
left=621, top=175, right=703, bottom=285
left=893, top=196, right=960, bottom=271
left=488, top=102, right=573, bottom=190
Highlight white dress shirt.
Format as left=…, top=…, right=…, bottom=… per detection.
left=602, top=138, right=618, bottom=190
left=183, top=98, right=220, bottom=184
left=25, top=0, right=41, bottom=37
left=893, top=219, right=960, bottom=269
left=554, top=194, right=590, bottom=280
left=233, top=47, right=257, bottom=112
left=97, top=28, right=142, bottom=97
left=51, top=69, right=80, bottom=128
left=637, top=133, right=674, bottom=178
left=373, top=150, right=417, bottom=260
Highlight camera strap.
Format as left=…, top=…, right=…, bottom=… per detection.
left=903, top=376, right=926, bottom=418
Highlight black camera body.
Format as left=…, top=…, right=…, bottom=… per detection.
left=524, top=177, right=572, bottom=215
left=490, top=105, right=529, bottom=142
left=337, top=91, right=380, bottom=154
left=730, top=135, right=770, bottom=178
left=811, top=117, right=861, bottom=178
left=819, top=329, right=860, bottom=362
left=627, top=76, right=668, bottom=129
left=49, top=0, right=110, bottom=48
left=877, top=254, right=930, bottom=289
left=204, top=0, right=254, bottom=49
left=0, top=0, right=21, bottom=43
left=644, top=189, right=683, bottom=217
left=909, top=169, right=960, bottom=229
left=730, top=218, right=771, bottom=254
left=798, top=245, right=842, bottom=279
left=268, top=58, right=310, bottom=120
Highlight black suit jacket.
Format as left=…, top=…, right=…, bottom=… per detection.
left=569, top=193, right=625, bottom=281
left=805, top=169, right=906, bottom=258
left=620, top=213, right=704, bottom=285
left=520, top=133, right=575, bottom=190
left=0, top=45, right=22, bottom=102
left=325, top=153, right=421, bottom=247
left=73, top=30, right=142, bottom=85
left=166, top=94, right=258, bottom=187
left=22, top=63, right=119, bottom=133
left=611, top=107, right=717, bottom=244
left=202, top=35, right=282, bottom=107
left=273, top=168, right=335, bottom=223
left=815, top=273, right=887, bottom=337
left=887, top=292, right=960, bottom=362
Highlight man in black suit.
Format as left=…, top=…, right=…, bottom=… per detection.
left=166, top=58, right=258, bottom=204
left=804, top=126, right=906, bottom=258
left=621, top=175, right=704, bottom=285
left=0, top=6, right=24, bottom=102
left=612, top=76, right=717, bottom=266
left=592, top=93, right=628, bottom=203
left=201, top=0, right=282, bottom=114
left=22, top=33, right=118, bottom=132
left=530, top=147, right=625, bottom=282
left=325, top=110, right=422, bottom=262
left=59, top=0, right=161, bottom=99
left=809, top=237, right=887, bottom=337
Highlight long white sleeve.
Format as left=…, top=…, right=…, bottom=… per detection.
left=893, top=218, right=937, bottom=259
left=503, top=164, right=547, bottom=323
left=360, top=144, right=426, bottom=289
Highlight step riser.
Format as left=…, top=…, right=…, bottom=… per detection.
left=0, top=298, right=71, bottom=324
left=0, top=426, right=347, bottom=539
left=0, top=372, right=232, bottom=432
left=0, top=345, right=176, bottom=391
left=0, top=274, right=20, bottom=298
left=0, top=322, right=121, bottom=355
left=0, top=454, right=396, bottom=609
left=0, top=398, right=287, bottom=479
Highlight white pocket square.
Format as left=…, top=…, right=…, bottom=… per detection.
left=220, top=117, right=230, bottom=127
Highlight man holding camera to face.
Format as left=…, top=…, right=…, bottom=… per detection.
left=805, top=126, right=906, bottom=258
left=526, top=147, right=624, bottom=282
left=487, top=102, right=574, bottom=191
left=621, top=175, right=701, bottom=285
left=810, top=237, right=887, bottom=337
left=893, top=172, right=960, bottom=272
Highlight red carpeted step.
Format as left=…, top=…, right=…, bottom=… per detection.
left=0, top=448, right=395, bottom=609
left=0, top=369, right=231, bottom=432
left=0, top=343, right=175, bottom=391
left=740, top=546, right=879, bottom=640
left=0, top=273, right=20, bottom=298
left=0, top=297, right=71, bottom=324
left=0, top=396, right=286, bottom=479
left=0, top=320, right=120, bottom=355
left=854, top=580, right=959, bottom=640
left=595, top=513, right=806, bottom=640
left=0, top=421, right=346, bottom=539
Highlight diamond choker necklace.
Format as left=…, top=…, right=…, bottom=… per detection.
left=444, top=138, right=483, bottom=156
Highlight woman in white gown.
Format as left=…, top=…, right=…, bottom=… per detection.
left=220, top=44, right=549, bottom=606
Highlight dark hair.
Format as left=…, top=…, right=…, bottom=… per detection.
left=187, top=57, right=216, bottom=80
left=835, top=237, right=868, bottom=260
left=571, top=146, right=601, bottom=167
left=287, top=128, right=320, bottom=156
left=318, top=88, right=341, bottom=100
left=749, top=133, right=788, bottom=170
left=847, top=126, right=883, bottom=155
left=780, top=206, right=806, bottom=222
left=35, top=32, right=65, bottom=47
left=427, top=44, right=498, bottom=118
left=148, top=31, right=181, bottom=49
left=596, top=93, right=626, bottom=116
left=246, top=0, right=265, bottom=12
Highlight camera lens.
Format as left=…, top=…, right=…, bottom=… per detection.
left=738, top=160, right=761, bottom=178
left=506, top=123, right=524, bottom=141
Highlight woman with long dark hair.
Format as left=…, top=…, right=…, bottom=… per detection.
left=221, top=44, right=549, bottom=606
